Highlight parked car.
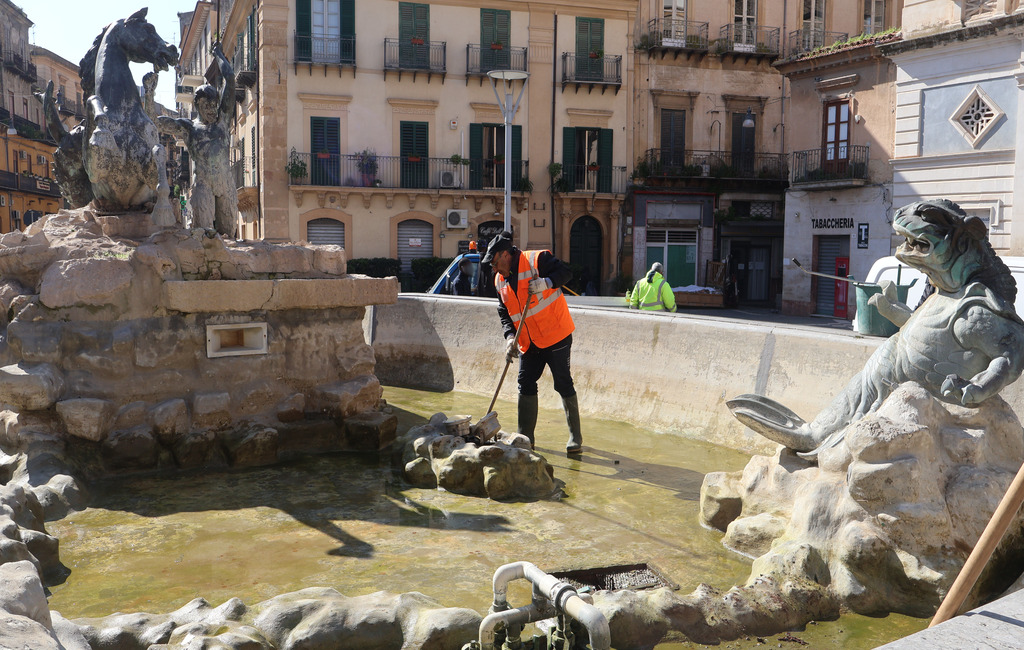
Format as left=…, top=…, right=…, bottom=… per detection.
left=863, top=254, right=1024, bottom=316
left=428, top=252, right=496, bottom=297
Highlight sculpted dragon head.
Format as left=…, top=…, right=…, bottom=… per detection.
left=893, top=199, right=1016, bottom=302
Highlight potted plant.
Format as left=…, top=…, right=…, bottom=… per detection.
left=493, top=153, right=504, bottom=164
left=316, top=148, right=330, bottom=160
left=587, top=162, right=600, bottom=171
left=407, top=154, right=422, bottom=163
left=516, top=177, right=533, bottom=193
left=355, top=148, right=378, bottom=186
left=410, top=36, right=424, bottom=45
left=285, top=147, right=307, bottom=182
left=449, top=153, right=471, bottom=166
left=589, top=49, right=603, bottom=59
left=490, top=41, right=503, bottom=50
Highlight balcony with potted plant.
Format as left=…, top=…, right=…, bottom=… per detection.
left=384, top=36, right=447, bottom=82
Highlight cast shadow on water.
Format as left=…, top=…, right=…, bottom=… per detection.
left=85, top=408, right=513, bottom=560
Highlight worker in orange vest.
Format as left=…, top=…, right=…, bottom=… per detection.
left=482, top=230, right=583, bottom=454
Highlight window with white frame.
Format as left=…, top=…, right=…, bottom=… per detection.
left=802, top=0, right=825, bottom=46
left=863, top=0, right=886, bottom=34
left=734, top=0, right=757, bottom=45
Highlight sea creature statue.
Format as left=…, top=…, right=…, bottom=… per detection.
left=40, top=8, right=178, bottom=212
left=728, top=199, right=1024, bottom=459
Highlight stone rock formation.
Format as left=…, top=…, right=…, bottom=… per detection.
left=702, top=382, right=1024, bottom=618
left=397, top=412, right=558, bottom=500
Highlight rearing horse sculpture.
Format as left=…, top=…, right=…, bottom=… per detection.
left=74, top=7, right=178, bottom=212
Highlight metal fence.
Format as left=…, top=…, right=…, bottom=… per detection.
left=717, top=24, right=780, bottom=56
left=288, top=152, right=529, bottom=191
left=642, top=18, right=709, bottom=50
left=554, top=164, right=628, bottom=194
left=639, top=148, right=788, bottom=180
left=787, top=28, right=848, bottom=57
left=561, top=53, right=622, bottom=85
left=466, top=44, right=528, bottom=76
left=791, top=145, right=869, bottom=184
left=0, top=170, right=60, bottom=198
left=384, top=38, right=446, bottom=73
left=293, top=33, right=356, bottom=65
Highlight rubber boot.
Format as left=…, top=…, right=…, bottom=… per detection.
left=518, top=394, right=538, bottom=449
left=563, top=394, right=583, bottom=454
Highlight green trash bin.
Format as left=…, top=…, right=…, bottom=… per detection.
left=855, top=283, right=913, bottom=337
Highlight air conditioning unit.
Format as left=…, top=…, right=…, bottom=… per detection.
left=439, top=169, right=459, bottom=188
left=446, top=209, right=468, bottom=229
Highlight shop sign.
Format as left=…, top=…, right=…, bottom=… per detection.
left=811, top=217, right=854, bottom=229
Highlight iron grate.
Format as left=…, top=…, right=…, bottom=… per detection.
left=551, top=562, right=679, bottom=592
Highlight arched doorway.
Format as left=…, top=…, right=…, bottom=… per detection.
left=569, top=216, right=602, bottom=295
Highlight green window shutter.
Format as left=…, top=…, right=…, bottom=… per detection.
left=341, top=0, right=355, bottom=37
left=469, top=123, right=483, bottom=190
left=311, top=117, right=340, bottom=185
left=481, top=9, right=496, bottom=44
left=562, top=127, right=576, bottom=192
left=597, top=128, right=613, bottom=193
left=400, top=2, right=429, bottom=39
left=511, top=124, right=523, bottom=188
left=247, top=10, right=257, bottom=69
left=400, top=121, right=428, bottom=189
left=296, top=0, right=311, bottom=60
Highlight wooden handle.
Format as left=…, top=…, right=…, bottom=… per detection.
left=487, top=315, right=527, bottom=415
left=930, top=459, right=1024, bottom=627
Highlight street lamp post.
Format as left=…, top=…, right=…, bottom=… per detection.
left=486, top=69, right=529, bottom=232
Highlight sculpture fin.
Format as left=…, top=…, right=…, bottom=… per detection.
left=726, top=394, right=818, bottom=452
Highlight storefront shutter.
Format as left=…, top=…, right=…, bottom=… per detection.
left=307, top=218, right=345, bottom=247
left=397, top=219, right=433, bottom=274
left=815, top=236, right=843, bottom=316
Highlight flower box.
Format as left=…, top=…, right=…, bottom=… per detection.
left=490, top=43, right=503, bottom=50
left=316, top=152, right=330, bottom=160
left=673, top=290, right=724, bottom=308
left=407, top=156, right=422, bottom=163
left=410, top=38, right=424, bottom=45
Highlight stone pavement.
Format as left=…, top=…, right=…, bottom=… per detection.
left=878, top=589, right=1024, bottom=649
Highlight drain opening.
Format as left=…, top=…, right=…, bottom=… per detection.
left=552, top=563, right=679, bottom=592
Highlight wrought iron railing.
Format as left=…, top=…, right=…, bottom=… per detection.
left=55, top=94, right=85, bottom=118
left=787, top=28, right=848, bottom=57
left=287, top=152, right=529, bottom=191
left=561, top=53, right=622, bottom=85
left=233, top=41, right=259, bottom=85
left=552, top=164, right=627, bottom=194
left=0, top=171, right=60, bottom=197
left=466, top=44, right=528, bottom=76
left=383, top=38, right=446, bottom=73
left=293, top=33, right=356, bottom=66
left=791, top=145, right=869, bottom=184
left=641, top=18, right=709, bottom=50
left=637, top=148, right=788, bottom=181
left=717, top=24, right=781, bottom=56
left=3, top=51, right=36, bottom=81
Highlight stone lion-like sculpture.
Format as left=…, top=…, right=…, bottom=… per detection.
left=728, top=198, right=1024, bottom=459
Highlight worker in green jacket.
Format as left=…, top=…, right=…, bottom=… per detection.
left=629, top=262, right=677, bottom=312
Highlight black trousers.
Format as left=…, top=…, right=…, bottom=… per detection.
left=518, top=334, right=575, bottom=398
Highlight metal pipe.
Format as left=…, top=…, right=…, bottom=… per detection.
left=479, top=602, right=556, bottom=649
left=484, top=561, right=610, bottom=650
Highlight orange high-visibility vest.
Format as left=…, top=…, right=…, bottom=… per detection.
left=496, top=250, right=575, bottom=353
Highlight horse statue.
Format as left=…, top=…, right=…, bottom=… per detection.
left=45, top=8, right=178, bottom=212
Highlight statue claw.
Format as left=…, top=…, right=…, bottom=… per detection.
left=726, top=394, right=818, bottom=452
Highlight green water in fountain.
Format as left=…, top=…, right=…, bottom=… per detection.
left=46, top=386, right=928, bottom=647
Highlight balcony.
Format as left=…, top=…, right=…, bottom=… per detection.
left=560, top=53, right=622, bottom=93
left=175, top=84, right=195, bottom=104
left=639, top=19, right=709, bottom=60
left=0, top=170, right=61, bottom=198
left=787, top=28, right=848, bottom=58
left=791, top=145, right=869, bottom=189
left=55, top=93, right=85, bottom=119
left=233, top=42, right=259, bottom=87
left=635, top=148, right=789, bottom=186
left=179, top=62, right=205, bottom=88
left=293, top=33, right=356, bottom=75
left=383, top=38, right=446, bottom=82
left=716, top=24, right=781, bottom=60
left=465, top=44, right=527, bottom=85
left=287, top=152, right=531, bottom=211
left=553, top=164, right=627, bottom=194
left=3, top=51, right=36, bottom=82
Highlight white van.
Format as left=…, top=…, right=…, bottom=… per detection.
left=863, top=255, right=1024, bottom=316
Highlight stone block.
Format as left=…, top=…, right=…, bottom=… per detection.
left=92, top=212, right=158, bottom=240
left=171, top=429, right=219, bottom=469
left=114, top=401, right=149, bottom=430
left=221, top=425, right=279, bottom=467
left=7, top=322, right=64, bottom=365
left=0, top=243, right=56, bottom=287
left=150, top=399, right=190, bottom=445
left=276, top=394, right=305, bottom=423
left=699, top=471, right=743, bottom=532
left=235, top=381, right=281, bottom=417
left=312, top=375, right=381, bottom=419
left=0, top=613, right=61, bottom=650
left=134, top=322, right=200, bottom=369
left=162, top=277, right=398, bottom=313
left=56, top=398, right=116, bottom=442
left=102, top=426, right=159, bottom=470
left=0, top=363, right=64, bottom=411
left=192, top=392, right=232, bottom=429
left=163, top=280, right=275, bottom=313
left=275, top=420, right=342, bottom=454
left=344, top=411, right=397, bottom=451
left=0, top=560, right=51, bottom=629
left=312, top=245, right=346, bottom=275
left=39, top=257, right=134, bottom=309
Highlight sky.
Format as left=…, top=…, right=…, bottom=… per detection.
left=26, top=0, right=196, bottom=108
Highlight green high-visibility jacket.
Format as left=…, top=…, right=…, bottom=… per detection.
left=629, top=272, right=676, bottom=311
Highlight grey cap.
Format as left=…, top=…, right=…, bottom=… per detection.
left=482, top=230, right=514, bottom=264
